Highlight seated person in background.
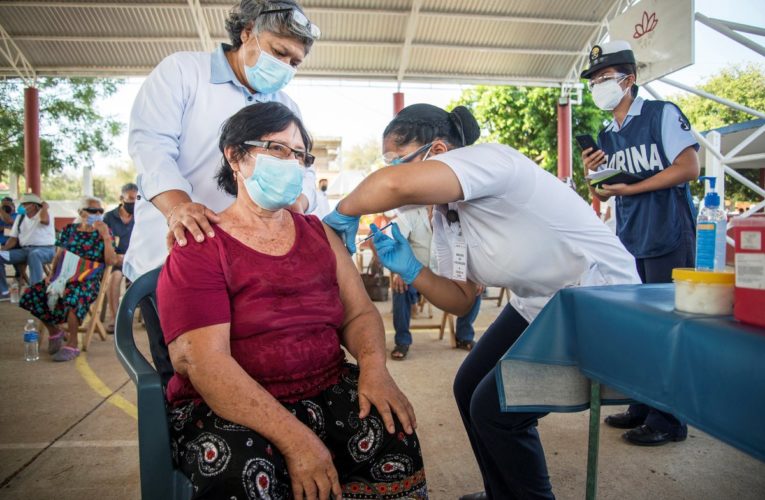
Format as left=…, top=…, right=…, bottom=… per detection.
left=0, top=196, right=22, bottom=298
left=0, top=196, right=17, bottom=246
left=20, top=197, right=118, bottom=362
left=157, top=102, right=426, bottom=500
left=0, top=193, right=55, bottom=298
left=103, top=182, right=138, bottom=333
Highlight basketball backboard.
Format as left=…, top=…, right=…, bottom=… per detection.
left=610, top=0, right=695, bottom=84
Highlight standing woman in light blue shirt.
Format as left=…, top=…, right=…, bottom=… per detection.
left=125, top=0, right=321, bottom=282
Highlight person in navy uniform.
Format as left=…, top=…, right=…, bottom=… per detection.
left=582, top=40, right=700, bottom=446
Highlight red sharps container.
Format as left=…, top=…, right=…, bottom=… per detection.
left=732, top=216, right=765, bottom=328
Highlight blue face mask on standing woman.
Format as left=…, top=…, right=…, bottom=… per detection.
left=244, top=35, right=297, bottom=94
left=244, top=155, right=304, bottom=211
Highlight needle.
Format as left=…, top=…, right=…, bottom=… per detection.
left=360, top=222, right=393, bottom=242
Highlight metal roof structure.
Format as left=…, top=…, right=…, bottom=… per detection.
left=700, top=119, right=765, bottom=171
left=0, top=0, right=627, bottom=87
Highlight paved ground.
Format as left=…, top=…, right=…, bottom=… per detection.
left=1, top=289, right=763, bottom=499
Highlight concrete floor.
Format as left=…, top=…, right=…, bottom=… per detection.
left=1, top=290, right=763, bottom=500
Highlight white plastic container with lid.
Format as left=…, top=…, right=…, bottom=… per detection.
left=672, top=268, right=735, bottom=315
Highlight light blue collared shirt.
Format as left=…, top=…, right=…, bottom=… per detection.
left=604, top=96, right=697, bottom=163
left=125, top=45, right=315, bottom=280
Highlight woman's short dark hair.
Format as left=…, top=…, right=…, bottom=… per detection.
left=216, top=102, right=312, bottom=196
left=383, top=103, right=481, bottom=149
left=225, top=0, right=315, bottom=53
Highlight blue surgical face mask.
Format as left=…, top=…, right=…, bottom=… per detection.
left=243, top=35, right=297, bottom=94
left=86, top=214, right=103, bottom=226
left=17, top=205, right=27, bottom=215
left=243, top=155, right=304, bottom=211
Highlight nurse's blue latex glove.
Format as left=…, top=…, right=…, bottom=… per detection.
left=323, top=208, right=360, bottom=254
left=371, top=223, right=423, bottom=285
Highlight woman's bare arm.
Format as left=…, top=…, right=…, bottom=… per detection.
left=168, top=324, right=342, bottom=499
left=323, top=223, right=417, bottom=434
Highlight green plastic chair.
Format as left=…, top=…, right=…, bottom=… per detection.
left=114, top=267, right=193, bottom=500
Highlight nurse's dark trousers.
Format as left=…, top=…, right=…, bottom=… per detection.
left=629, top=234, right=694, bottom=436
left=453, top=304, right=555, bottom=500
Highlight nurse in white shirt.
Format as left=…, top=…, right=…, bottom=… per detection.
left=124, top=0, right=320, bottom=282
left=323, top=103, right=640, bottom=500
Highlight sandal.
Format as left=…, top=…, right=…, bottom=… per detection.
left=390, top=344, right=410, bottom=360
left=48, top=331, right=65, bottom=355
left=455, top=339, right=475, bottom=351
left=52, top=346, right=80, bottom=362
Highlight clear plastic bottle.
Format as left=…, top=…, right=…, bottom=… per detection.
left=9, top=280, right=20, bottom=304
left=695, top=176, right=727, bottom=271
left=24, top=319, right=39, bottom=362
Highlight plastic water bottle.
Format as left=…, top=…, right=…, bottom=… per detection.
left=695, top=176, right=727, bottom=271
left=24, top=319, right=39, bottom=362
left=9, top=280, right=20, bottom=304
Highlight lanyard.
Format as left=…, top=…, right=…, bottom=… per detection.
left=438, top=204, right=467, bottom=281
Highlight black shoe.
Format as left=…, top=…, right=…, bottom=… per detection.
left=459, top=493, right=487, bottom=500
left=604, top=411, right=645, bottom=429
left=623, top=424, right=687, bottom=446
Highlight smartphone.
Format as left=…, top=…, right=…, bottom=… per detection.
left=575, top=134, right=600, bottom=153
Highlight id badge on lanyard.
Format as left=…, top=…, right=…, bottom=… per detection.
left=449, top=220, right=468, bottom=281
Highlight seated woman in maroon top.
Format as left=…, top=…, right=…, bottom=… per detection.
left=157, top=102, right=427, bottom=500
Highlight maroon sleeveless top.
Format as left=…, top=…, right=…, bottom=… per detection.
left=157, top=213, right=345, bottom=404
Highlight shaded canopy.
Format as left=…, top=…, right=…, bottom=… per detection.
left=0, top=0, right=622, bottom=86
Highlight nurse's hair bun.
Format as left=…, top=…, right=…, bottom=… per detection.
left=448, top=106, right=480, bottom=146
left=384, top=102, right=481, bottom=149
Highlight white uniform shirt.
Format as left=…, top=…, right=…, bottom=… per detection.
left=124, top=45, right=316, bottom=281
left=433, top=143, right=640, bottom=323
left=312, top=191, right=331, bottom=219
left=395, top=207, right=432, bottom=265
left=10, top=212, right=55, bottom=247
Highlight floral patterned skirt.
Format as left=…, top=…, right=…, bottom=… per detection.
left=19, top=276, right=101, bottom=325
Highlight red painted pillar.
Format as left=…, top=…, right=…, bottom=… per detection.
left=393, top=92, right=405, bottom=116
left=557, top=97, right=571, bottom=182
left=592, top=195, right=601, bottom=216
left=24, top=86, right=41, bottom=196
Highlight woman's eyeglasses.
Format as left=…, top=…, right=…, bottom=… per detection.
left=242, top=140, right=315, bottom=167
left=382, top=142, right=434, bottom=166
left=82, top=207, right=104, bottom=214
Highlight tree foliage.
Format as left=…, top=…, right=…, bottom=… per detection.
left=0, top=77, right=123, bottom=183
left=344, top=138, right=383, bottom=172
left=41, top=161, right=137, bottom=204
left=451, top=86, right=610, bottom=200
left=671, top=64, right=765, bottom=202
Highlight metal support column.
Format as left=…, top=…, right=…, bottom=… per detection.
left=393, top=92, right=405, bottom=116
left=592, top=197, right=601, bottom=216
left=586, top=381, right=601, bottom=500
left=557, top=97, right=572, bottom=183
left=24, top=86, right=41, bottom=196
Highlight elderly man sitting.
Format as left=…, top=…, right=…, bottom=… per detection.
left=0, top=193, right=55, bottom=300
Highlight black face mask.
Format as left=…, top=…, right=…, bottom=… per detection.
left=320, top=186, right=328, bottom=192
left=123, top=202, right=135, bottom=215
left=2, top=205, right=12, bottom=214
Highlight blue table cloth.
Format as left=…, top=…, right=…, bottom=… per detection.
left=498, top=284, right=765, bottom=462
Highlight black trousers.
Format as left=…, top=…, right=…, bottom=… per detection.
left=453, top=304, right=555, bottom=500
left=629, top=232, right=695, bottom=436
